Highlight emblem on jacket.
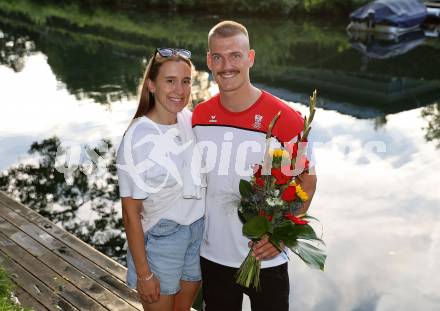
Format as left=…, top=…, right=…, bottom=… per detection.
left=253, top=114, right=263, bottom=129
left=209, top=115, right=217, bottom=123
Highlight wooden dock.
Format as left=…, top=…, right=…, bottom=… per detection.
left=0, top=191, right=143, bottom=311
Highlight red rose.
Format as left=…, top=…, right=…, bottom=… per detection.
left=281, top=185, right=297, bottom=202
left=284, top=212, right=308, bottom=225
left=253, top=164, right=262, bottom=178
left=271, top=168, right=290, bottom=185
left=255, top=177, right=265, bottom=187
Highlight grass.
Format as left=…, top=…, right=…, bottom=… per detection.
left=0, top=265, right=31, bottom=311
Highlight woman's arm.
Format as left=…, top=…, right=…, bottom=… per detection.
left=122, top=197, right=160, bottom=304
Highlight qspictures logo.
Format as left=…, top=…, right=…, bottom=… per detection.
left=55, top=123, right=386, bottom=193
left=115, top=118, right=192, bottom=193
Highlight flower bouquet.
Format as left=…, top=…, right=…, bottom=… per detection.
left=236, top=90, right=326, bottom=289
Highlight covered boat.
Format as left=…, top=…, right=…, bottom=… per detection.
left=347, top=0, right=428, bottom=36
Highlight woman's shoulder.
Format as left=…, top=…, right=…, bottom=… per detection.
left=179, top=107, right=192, bottom=118
left=123, top=117, right=162, bottom=142
left=117, top=117, right=158, bottom=158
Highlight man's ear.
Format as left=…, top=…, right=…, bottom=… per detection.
left=146, top=79, right=155, bottom=93
left=206, top=51, right=212, bottom=71
left=248, top=49, right=255, bottom=68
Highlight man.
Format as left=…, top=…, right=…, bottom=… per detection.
left=192, top=21, right=317, bottom=311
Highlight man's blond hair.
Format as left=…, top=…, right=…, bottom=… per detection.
left=208, top=20, right=249, bottom=49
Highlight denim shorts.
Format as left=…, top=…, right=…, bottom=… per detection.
left=126, top=217, right=204, bottom=295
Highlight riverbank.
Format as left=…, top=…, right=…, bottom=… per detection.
left=14, top=0, right=369, bottom=16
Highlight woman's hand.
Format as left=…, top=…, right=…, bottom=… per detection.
left=137, top=274, right=160, bottom=304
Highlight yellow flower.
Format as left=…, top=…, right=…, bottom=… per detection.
left=272, top=148, right=289, bottom=158
left=296, top=185, right=309, bottom=201
left=289, top=180, right=297, bottom=186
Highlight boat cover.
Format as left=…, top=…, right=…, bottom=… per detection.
left=350, top=0, right=427, bottom=27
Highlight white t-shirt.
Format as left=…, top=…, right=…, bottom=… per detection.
left=116, top=116, right=205, bottom=232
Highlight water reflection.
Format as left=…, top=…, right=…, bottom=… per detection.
left=0, top=1, right=440, bottom=118
left=286, top=103, right=440, bottom=311
left=0, top=28, right=34, bottom=72
left=421, top=102, right=440, bottom=148
left=0, top=26, right=214, bottom=106
left=348, top=30, right=426, bottom=61
left=0, top=137, right=126, bottom=264
left=1, top=1, right=440, bottom=115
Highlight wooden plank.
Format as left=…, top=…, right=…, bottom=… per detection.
left=13, top=286, right=49, bottom=311
left=0, top=192, right=126, bottom=281
left=0, top=192, right=198, bottom=311
left=0, top=193, right=142, bottom=310
left=0, top=214, right=140, bottom=310
left=0, top=250, right=78, bottom=311
left=0, top=229, right=108, bottom=311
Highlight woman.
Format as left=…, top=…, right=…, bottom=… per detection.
left=116, top=48, right=205, bottom=311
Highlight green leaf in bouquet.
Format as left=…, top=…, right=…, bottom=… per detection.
left=290, top=240, right=326, bottom=270
left=242, top=216, right=271, bottom=239
left=291, top=224, right=321, bottom=242
left=302, top=215, right=320, bottom=222
left=301, top=215, right=325, bottom=241
left=272, top=221, right=322, bottom=246
left=239, top=179, right=253, bottom=198
left=238, top=205, right=257, bottom=224
left=238, top=208, right=247, bottom=224
left=271, top=220, right=295, bottom=243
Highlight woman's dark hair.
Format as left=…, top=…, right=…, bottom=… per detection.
left=133, top=54, right=193, bottom=119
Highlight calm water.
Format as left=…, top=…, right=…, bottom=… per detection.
left=1, top=1, right=440, bottom=310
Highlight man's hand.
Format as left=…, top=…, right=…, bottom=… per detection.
left=137, top=274, right=160, bottom=304
left=249, top=237, right=285, bottom=260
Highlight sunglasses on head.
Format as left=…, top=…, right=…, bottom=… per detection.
left=154, top=48, right=192, bottom=59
